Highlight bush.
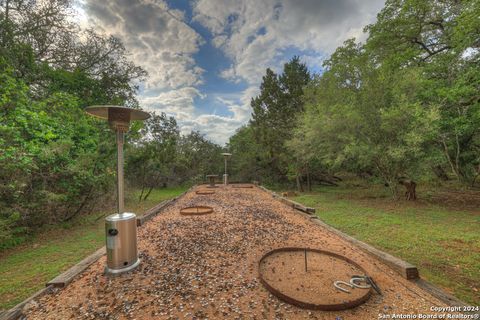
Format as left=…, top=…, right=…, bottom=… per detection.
left=0, top=64, right=114, bottom=247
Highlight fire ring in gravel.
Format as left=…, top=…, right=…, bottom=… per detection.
left=195, top=190, right=215, bottom=195
left=180, top=206, right=214, bottom=215
left=258, top=247, right=372, bottom=311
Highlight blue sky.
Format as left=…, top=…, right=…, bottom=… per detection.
left=81, top=0, right=385, bottom=145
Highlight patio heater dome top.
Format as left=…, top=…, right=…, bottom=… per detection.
left=221, top=153, right=232, bottom=157
left=85, top=105, right=150, bottom=132
left=85, top=105, right=150, bottom=121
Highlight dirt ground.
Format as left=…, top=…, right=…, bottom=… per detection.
left=23, top=185, right=451, bottom=319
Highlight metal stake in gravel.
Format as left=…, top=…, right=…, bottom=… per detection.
left=221, top=152, right=232, bottom=185
left=85, top=105, right=150, bottom=275
left=304, top=248, right=308, bottom=272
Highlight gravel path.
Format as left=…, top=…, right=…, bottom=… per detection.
left=24, top=185, right=446, bottom=319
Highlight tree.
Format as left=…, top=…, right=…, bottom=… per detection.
left=126, top=112, right=180, bottom=201
left=289, top=39, right=439, bottom=198
left=250, top=56, right=311, bottom=186
left=227, top=126, right=265, bottom=183
left=0, top=61, right=114, bottom=246
left=365, top=0, right=480, bottom=185
left=176, top=131, right=225, bottom=183
left=0, top=0, right=146, bottom=106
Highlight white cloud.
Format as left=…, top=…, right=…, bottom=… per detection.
left=193, top=0, right=385, bottom=85
left=140, top=87, right=204, bottom=121
left=84, top=0, right=205, bottom=91
left=181, top=114, right=244, bottom=145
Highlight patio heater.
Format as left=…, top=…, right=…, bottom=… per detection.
left=85, top=105, right=150, bottom=274
left=221, top=153, right=232, bottom=185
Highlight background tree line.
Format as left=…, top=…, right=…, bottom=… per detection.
left=0, top=0, right=224, bottom=249
left=228, top=0, right=479, bottom=197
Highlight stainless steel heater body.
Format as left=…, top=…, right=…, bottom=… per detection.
left=105, top=212, right=140, bottom=273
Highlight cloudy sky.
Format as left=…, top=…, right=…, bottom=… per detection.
left=79, top=0, right=385, bottom=145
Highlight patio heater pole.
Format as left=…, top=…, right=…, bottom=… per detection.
left=116, top=130, right=125, bottom=214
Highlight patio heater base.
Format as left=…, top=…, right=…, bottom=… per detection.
left=105, top=258, right=141, bottom=275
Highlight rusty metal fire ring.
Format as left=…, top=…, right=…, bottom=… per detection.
left=258, top=247, right=372, bottom=311
left=180, top=206, right=214, bottom=215
left=196, top=190, right=215, bottom=195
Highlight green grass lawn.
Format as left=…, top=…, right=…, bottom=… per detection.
left=291, top=185, right=480, bottom=305
left=0, top=186, right=188, bottom=310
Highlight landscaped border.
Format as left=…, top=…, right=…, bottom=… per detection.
left=0, top=186, right=193, bottom=320
left=256, top=185, right=473, bottom=310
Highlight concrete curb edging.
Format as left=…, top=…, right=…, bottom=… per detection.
left=0, top=187, right=194, bottom=320
left=257, top=185, right=474, bottom=309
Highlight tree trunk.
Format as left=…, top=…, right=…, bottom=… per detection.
left=143, top=186, right=154, bottom=201
left=296, top=174, right=304, bottom=192
left=440, top=138, right=461, bottom=181
left=471, top=164, right=480, bottom=187
left=138, top=164, right=147, bottom=202
left=63, top=185, right=93, bottom=222
left=306, top=165, right=312, bottom=191
left=398, top=179, right=417, bottom=201
left=138, top=185, right=145, bottom=202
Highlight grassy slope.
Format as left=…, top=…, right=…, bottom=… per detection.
left=0, top=186, right=188, bottom=310
left=291, top=185, right=480, bottom=305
